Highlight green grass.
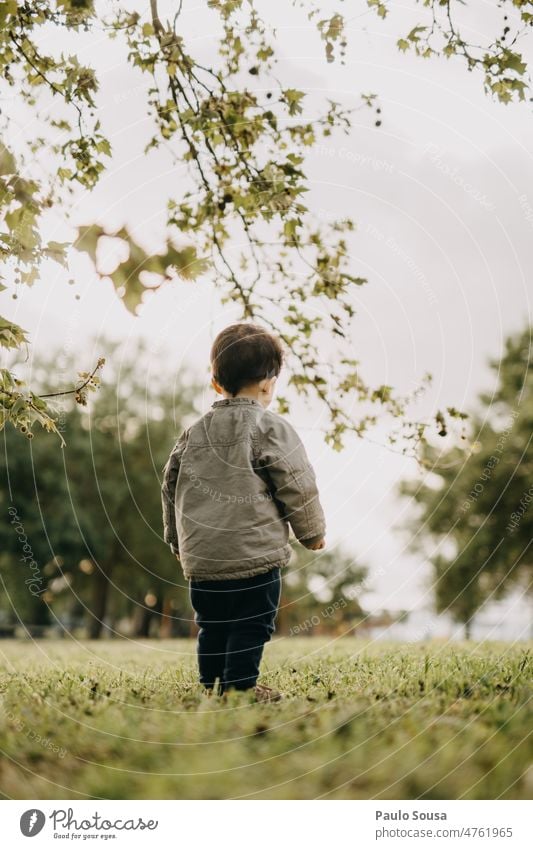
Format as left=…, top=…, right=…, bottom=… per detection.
left=0, top=638, right=531, bottom=800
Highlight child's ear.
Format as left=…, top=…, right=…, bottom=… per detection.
left=259, top=375, right=277, bottom=394
left=211, top=376, right=224, bottom=395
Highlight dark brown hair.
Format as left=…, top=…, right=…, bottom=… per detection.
left=210, top=323, right=284, bottom=397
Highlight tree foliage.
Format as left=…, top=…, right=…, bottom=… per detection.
left=0, top=340, right=198, bottom=637
left=1, top=1, right=531, bottom=449
left=0, top=339, right=369, bottom=638
left=399, top=327, right=533, bottom=635
left=394, top=0, right=532, bottom=104
left=280, top=543, right=367, bottom=635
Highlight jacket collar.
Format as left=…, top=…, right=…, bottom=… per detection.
left=212, top=397, right=262, bottom=408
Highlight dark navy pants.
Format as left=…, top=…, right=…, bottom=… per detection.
left=189, top=567, right=281, bottom=692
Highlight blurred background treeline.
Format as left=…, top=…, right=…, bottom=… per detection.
left=0, top=327, right=531, bottom=640
left=0, top=338, right=368, bottom=639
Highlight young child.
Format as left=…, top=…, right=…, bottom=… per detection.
left=161, top=323, right=326, bottom=702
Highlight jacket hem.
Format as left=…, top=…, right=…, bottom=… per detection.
left=184, top=560, right=288, bottom=582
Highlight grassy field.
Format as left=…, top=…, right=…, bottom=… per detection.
left=0, top=638, right=531, bottom=800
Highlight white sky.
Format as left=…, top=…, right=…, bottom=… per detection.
left=5, top=1, right=533, bottom=625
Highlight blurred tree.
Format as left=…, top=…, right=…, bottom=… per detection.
left=0, top=339, right=197, bottom=637
left=1, top=338, right=369, bottom=640
left=280, top=544, right=367, bottom=635
left=399, top=327, right=533, bottom=638
left=6, top=1, right=529, bottom=447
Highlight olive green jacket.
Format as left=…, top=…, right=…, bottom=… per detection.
left=161, top=397, right=326, bottom=580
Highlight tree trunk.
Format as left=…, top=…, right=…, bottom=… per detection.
left=464, top=618, right=472, bottom=640
left=87, top=564, right=112, bottom=639
left=160, top=596, right=173, bottom=639
left=31, top=593, right=50, bottom=627
left=135, top=606, right=153, bottom=638
left=134, top=595, right=163, bottom=638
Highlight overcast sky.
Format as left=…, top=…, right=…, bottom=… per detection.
left=6, top=1, right=533, bottom=626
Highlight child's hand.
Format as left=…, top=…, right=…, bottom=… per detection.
left=302, top=537, right=325, bottom=551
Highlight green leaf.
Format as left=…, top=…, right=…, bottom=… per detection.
left=0, top=143, right=16, bottom=176
left=502, top=51, right=527, bottom=76
left=75, top=225, right=103, bottom=263
left=367, top=0, right=387, bottom=20
left=0, top=317, right=29, bottom=350
left=44, top=241, right=69, bottom=267
left=0, top=0, right=17, bottom=26
left=20, top=266, right=39, bottom=286
left=282, top=89, right=305, bottom=116
left=5, top=206, right=39, bottom=251
left=407, top=26, right=427, bottom=43
left=96, top=138, right=112, bottom=156
left=168, top=246, right=210, bottom=281
left=76, top=226, right=210, bottom=314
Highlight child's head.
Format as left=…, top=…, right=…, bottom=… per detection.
left=210, top=323, right=284, bottom=408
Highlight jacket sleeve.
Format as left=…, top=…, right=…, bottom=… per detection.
left=161, top=432, right=188, bottom=556
left=258, top=417, right=326, bottom=543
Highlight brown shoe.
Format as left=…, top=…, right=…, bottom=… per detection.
left=254, top=684, right=282, bottom=703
